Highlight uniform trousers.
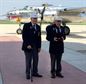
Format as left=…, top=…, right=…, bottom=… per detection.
left=24, top=47, right=38, bottom=75
left=50, top=53, right=62, bottom=74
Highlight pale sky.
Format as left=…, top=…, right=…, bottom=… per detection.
left=0, top=0, right=86, bottom=15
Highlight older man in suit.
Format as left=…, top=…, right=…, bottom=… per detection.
left=22, top=12, right=42, bottom=79
left=46, top=16, right=66, bottom=78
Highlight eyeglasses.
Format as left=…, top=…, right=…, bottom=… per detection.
left=33, top=18, right=37, bottom=19
left=56, top=20, right=62, bottom=22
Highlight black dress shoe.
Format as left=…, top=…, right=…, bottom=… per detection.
left=26, top=74, right=30, bottom=79
left=33, top=73, right=43, bottom=77
left=56, top=73, right=64, bottom=78
left=51, top=74, right=56, bottom=79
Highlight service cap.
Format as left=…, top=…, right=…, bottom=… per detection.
left=54, top=16, right=62, bottom=21
left=30, top=12, right=38, bottom=18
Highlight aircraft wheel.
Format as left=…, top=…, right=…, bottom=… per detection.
left=64, top=26, right=70, bottom=35
left=16, top=28, right=22, bottom=34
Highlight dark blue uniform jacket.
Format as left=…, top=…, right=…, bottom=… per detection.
left=46, top=24, right=66, bottom=54
left=22, top=22, right=41, bottom=52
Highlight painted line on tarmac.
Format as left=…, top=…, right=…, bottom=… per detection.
left=0, top=72, right=3, bottom=84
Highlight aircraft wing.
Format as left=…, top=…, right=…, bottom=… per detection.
left=58, top=7, right=86, bottom=16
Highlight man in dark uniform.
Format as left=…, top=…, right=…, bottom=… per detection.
left=22, top=12, right=42, bottom=79
left=46, top=16, right=66, bottom=78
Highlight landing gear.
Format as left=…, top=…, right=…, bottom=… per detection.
left=16, top=28, right=22, bottom=34
left=64, top=26, right=70, bottom=35
left=62, top=21, right=70, bottom=35
left=16, top=22, right=22, bottom=34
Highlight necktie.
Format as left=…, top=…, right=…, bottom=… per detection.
left=56, top=28, right=58, bottom=33
left=59, top=28, right=61, bottom=33
left=33, top=25, right=36, bottom=30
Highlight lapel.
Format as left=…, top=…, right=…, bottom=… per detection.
left=29, top=22, right=33, bottom=30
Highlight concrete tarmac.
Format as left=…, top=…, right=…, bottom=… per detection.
left=0, top=24, right=86, bottom=84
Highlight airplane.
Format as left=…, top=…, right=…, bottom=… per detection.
left=5, top=4, right=86, bottom=23
left=3, top=4, right=86, bottom=35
